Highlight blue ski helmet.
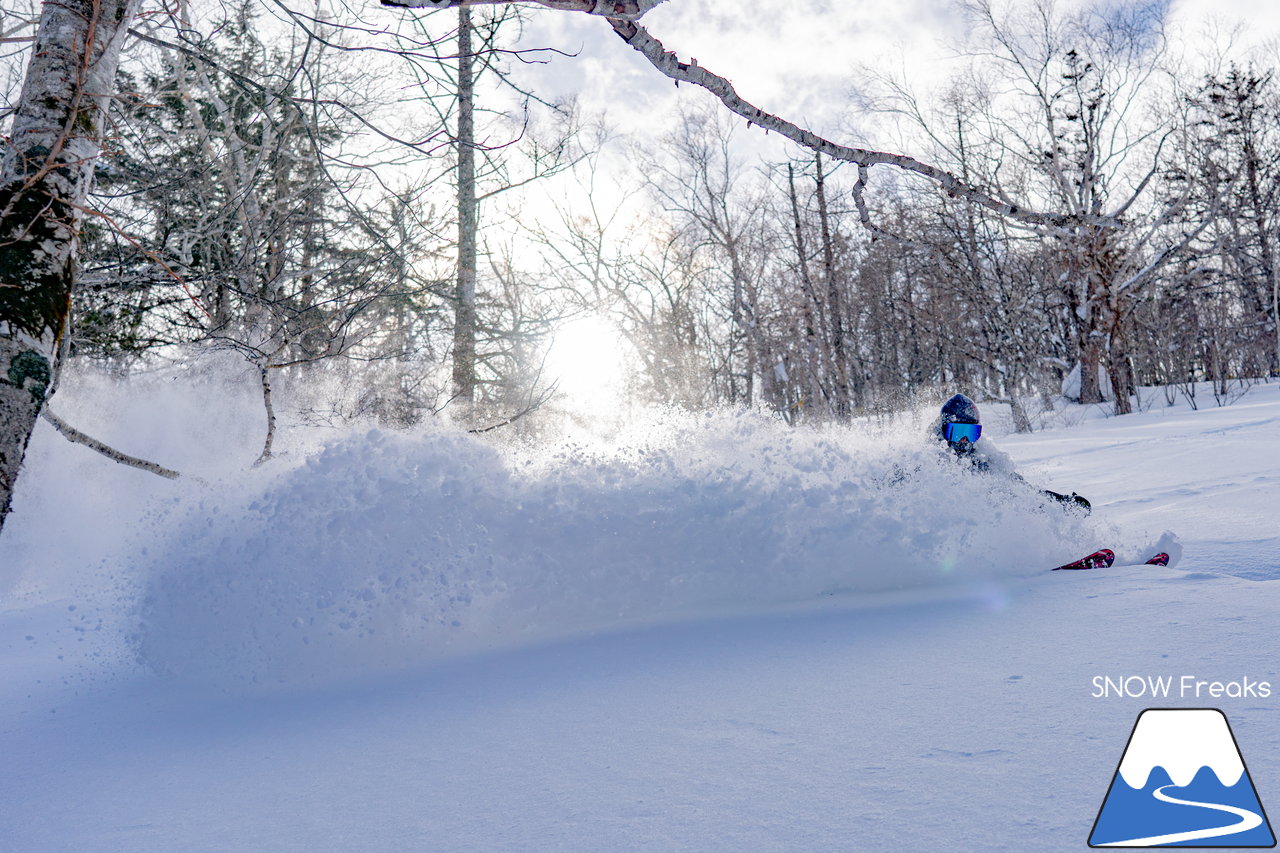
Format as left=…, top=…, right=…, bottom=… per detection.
left=936, top=393, right=982, bottom=454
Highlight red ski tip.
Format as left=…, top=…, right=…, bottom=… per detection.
left=1144, top=552, right=1170, bottom=566
left=1051, top=548, right=1116, bottom=571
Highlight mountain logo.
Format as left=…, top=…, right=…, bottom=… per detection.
left=1089, top=708, right=1275, bottom=847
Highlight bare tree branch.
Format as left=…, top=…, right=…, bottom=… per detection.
left=40, top=408, right=181, bottom=480
left=380, top=0, right=668, bottom=20
left=380, top=1, right=1111, bottom=228
left=467, top=379, right=557, bottom=432
left=603, top=18, right=1108, bottom=230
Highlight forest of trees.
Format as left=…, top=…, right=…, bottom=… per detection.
left=3, top=0, right=1279, bottom=525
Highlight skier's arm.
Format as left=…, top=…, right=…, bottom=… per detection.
left=1043, top=489, right=1091, bottom=515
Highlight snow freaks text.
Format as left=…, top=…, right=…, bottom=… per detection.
left=1092, top=676, right=1273, bottom=700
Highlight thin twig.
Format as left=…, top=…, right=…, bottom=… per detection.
left=467, top=380, right=558, bottom=432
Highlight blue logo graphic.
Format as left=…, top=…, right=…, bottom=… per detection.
left=1090, top=709, right=1275, bottom=847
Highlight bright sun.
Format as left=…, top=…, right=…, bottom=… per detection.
left=544, top=315, right=630, bottom=409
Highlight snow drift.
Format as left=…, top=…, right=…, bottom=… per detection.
left=133, top=408, right=1104, bottom=687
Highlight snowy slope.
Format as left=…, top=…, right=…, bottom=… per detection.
left=1, top=377, right=1277, bottom=852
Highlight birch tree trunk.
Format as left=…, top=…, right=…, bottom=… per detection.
left=451, top=6, right=479, bottom=403
left=0, top=0, right=143, bottom=531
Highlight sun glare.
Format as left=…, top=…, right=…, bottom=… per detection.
left=545, top=315, right=630, bottom=410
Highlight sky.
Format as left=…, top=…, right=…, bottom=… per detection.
left=516, top=0, right=964, bottom=150
left=475, top=0, right=1280, bottom=274
left=512, top=0, right=1280, bottom=163
left=9, top=0, right=1280, bottom=169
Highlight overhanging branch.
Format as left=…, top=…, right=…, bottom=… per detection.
left=379, top=0, right=667, bottom=20
left=606, top=19, right=1110, bottom=230
left=41, top=408, right=181, bottom=480
left=377, top=1, right=1115, bottom=230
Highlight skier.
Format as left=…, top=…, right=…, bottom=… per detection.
left=933, top=393, right=1092, bottom=514
left=931, top=394, right=1175, bottom=571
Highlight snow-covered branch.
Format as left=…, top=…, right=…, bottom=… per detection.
left=379, top=0, right=1108, bottom=229
left=379, top=0, right=668, bottom=20
left=40, top=408, right=180, bottom=480
left=605, top=19, right=1106, bottom=230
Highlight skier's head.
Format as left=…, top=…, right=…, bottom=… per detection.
left=936, top=393, right=982, bottom=456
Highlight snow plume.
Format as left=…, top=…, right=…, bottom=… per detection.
left=135, top=408, right=1104, bottom=687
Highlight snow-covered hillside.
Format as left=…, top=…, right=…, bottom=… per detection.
left=1, top=374, right=1277, bottom=851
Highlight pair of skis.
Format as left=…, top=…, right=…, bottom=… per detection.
left=1051, top=549, right=1170, bottom=571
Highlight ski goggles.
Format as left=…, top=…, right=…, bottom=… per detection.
left=944, top=422, right=982, bottom=443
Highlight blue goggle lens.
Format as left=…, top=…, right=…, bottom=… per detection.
left=944, top=422, right=982, bottom=443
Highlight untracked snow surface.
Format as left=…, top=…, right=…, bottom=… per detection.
left=1, top=373, right=1277, bottom=852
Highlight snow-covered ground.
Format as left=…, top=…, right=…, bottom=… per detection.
left=1, top=372, right=1277, bottom=851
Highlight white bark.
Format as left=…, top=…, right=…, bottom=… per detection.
left=381, top=0, right=668, bottom=19
left=41, top=408, right=180, bottom=479
left=605, top=19, right=1101, bottom=230
left=254, top=365, right=277, bottom=466
left=0, top=0, right=144, bottom=529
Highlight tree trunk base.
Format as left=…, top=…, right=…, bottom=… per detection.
left=0, top=341, right=50, bottom=526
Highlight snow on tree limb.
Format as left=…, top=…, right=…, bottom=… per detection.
left=40, top=408, right=181, bottom=480
left=380, top=0, right=1110, bottom=229
left=379, top=0, right=669, bottom=19
left=605, top=19, right=1107, bottom=230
